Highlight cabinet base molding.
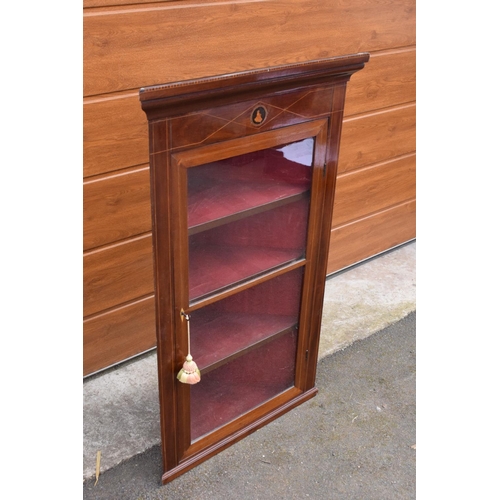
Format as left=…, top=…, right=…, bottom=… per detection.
left=162, top=387, right=318, bottom=484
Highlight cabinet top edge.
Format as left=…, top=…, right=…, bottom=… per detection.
left=139, top=53, right=370, bottom=105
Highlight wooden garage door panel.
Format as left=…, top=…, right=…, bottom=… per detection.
left=327, top=200, right=416, bottom=274
left=84, top=296, right=156, bottom=376
left=345, top=48, right=416, bottom=117
left=84, top=0, right=416, bottom=96
left=339, top=104, right=415, bottom=174
left=83, top=235, right=154, bottom=317
left=84, top=94, right=149, bottom=178
left=82, top=49, right=416, bottom=179
left=84, top=0, right=170, bottom=8
left=332, top=154, right=416, bottom=227
left=84, top=167, right=152, bottom=251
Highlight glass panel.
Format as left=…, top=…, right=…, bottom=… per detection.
left=189, top=268, right=303, bottom=441
left=187, top=138, right=314, bottom=302
left=190, top=268, right=304, bottom=374
left=190, top=327, right=298, bottom=441
left=188, top=138, right=314, bottom=229
left=188, top=197, right=309, bottom=300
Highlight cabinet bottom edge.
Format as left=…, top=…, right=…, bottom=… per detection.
left=161, top=386, right=318, bottom=484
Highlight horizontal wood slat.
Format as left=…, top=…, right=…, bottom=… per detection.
left=83, top=48, right=415, bottom=179
left=84, top=0, right=237, bottom=9
left=83, top=235, right=154, bottom=317
left=84, top=0, right=173, bottom=8
left=83, top=200, right=416, bottom=375
left=84, top=0, right=416, bottom=96
left=82, top=111, right=415, bottom=256
left=339, top=104, right=415, bottom=174
left=84, top=167, right=152, bottom=250
left=82, top=187, right=416, bottom=375
left=83, top=0, right=416, bottom=375
left=84, top=95, right=148, bottom=178
left=345, top=47, right=415, bottom=117
left=332, top=154, right=416, bottom=227
left=327, top=200, right=416, bottom=274
left=83, top=296, right=156, bottom=376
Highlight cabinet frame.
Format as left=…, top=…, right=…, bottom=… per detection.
left=140, top=53, right=369, bottom=483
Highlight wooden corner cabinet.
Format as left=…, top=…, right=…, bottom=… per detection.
left=139, top=53, right=369, bottom=484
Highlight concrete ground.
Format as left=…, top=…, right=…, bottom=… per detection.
left=83, top=311, right=415, bottom=499
left=83, top=240, right=416, bottom=491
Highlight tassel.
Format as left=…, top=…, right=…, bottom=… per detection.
left=177, top=354, right=201, bottom=384
left=177, top=311, right=201, bottom=385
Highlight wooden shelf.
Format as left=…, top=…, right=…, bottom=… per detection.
left=189, top=246, right=303, bottom=301
left=188, top=191, right=310, bottom=236
left=190, top=329, right=297, bottom=441
left=187, top=148, right=312, bottom=234
left=191, top=311, right=298, bottom=374
left=188, top=196, right=310, bottom=301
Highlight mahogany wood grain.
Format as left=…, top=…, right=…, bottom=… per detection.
left=327, top=200, right=416, bottom=274
left=83, top=166, right=151, bottom=250
left=345, top=47, right=416, bottom=117
left=140, top=57, right=368, bottom=482
left=339, top=103, right=416, bottom=174
left=302, top=90, right=347, bottom=391
left=83, top=235, right=154, bottom=317
left=171, top=120, right=328, bottom=166
left=147, top=122, right=183, bottom=472
left=84, top=0, right=414, bottom=96
left=83, top=296, right=156, bottom=376
left=332, top=153, right=416, bottom=227
left=166, top=88, right=334, bottom=150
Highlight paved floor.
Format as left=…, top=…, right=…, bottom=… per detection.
left=83, top=241, right=416, bottom=482
left=83, top=311, right=416, bottom=500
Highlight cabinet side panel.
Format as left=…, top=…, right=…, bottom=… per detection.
left=303, top=83, right=347, bottom=390
left=149, top=121, right=181, bottom=471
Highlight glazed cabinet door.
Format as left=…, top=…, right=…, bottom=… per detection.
left=171, top=120, right=329, bottom=455
left=140, top=53, right=370, bottom=483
